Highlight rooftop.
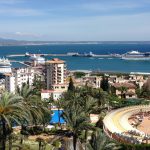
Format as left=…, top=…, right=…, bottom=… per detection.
left=46, top=58, right=65, bottom=64
left=112, top=82, right=136, bottom=89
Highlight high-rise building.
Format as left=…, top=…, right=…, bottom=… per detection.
left=5, top=67, right=34, bottom=93
left=45, top=58, right=67, bottom=90
left=41, top=58, right=68, bottom=100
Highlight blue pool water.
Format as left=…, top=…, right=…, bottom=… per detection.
left=50, top=110, right=65, bottom=124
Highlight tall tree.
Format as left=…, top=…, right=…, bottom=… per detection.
left=141, top=78, right=150, bottom=99
left=100, top=76, right=109, bottom=92
left=62, top=105, right=92, bottom=150
left=61, top=88, right=95, bottom=150
left=68, top=77, right=75, bottom=91
left=32, top=75, right=45, bottom=96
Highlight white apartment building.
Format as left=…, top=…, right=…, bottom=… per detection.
left=5, top=67, right=34, bottom=93
left=41, top=58, right=68, bottom=100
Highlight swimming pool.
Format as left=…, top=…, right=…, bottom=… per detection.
left=50, top=110, right=65, bottom=124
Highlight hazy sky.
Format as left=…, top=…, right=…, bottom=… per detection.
left=0, top=0, right=150, bottom=41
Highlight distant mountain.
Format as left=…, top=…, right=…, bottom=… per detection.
left=0, top=38, right=18, bottom=42
left=0, top=38, right=150, bottom=46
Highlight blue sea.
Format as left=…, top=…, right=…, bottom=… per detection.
left=0, top=43, right=150, bottom=73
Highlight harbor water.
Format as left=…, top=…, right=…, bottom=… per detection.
left=0, top=43, right=150, bottom=73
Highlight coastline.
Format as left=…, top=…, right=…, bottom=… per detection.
left=70, top=70, right=150, bottom=75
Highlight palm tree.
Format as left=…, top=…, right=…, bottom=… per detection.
left=17, top=83, right=48, bottom=125
left=0, top=92, right=28, bottom=150
left=62, top=88, right=95, bottom=150
left=17, top=83, right=50, bottom=144
left=62, top=106, right=92, bottom=150
left=32, top=75, right=46, bottom=96
left=89, top=88, right=109, bottom=114
left=87, top=129, right=121, bottom=150
left=62, top=87, right=101, bottom=149
left=77, top=86, right=97, bottom=150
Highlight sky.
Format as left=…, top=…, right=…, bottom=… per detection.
left=0, top=0, right=150, bottom=41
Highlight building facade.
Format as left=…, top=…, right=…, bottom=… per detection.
left=41, top=58, right=67, bottom=100
left=110, top=82, right=137, bottom=99
left=45, top=58, right=67, bottom=90
left=5, top=67, right=34, bottom=93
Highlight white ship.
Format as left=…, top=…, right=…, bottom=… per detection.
left=25, top=52, right=30, bottom=56
left=122, top=50, right=150, bottom=60
left=0, top=58, right=12, bottom=73
left=29, top=54, right=45, bottom=64
left=67, top=52, right=79, bottom=56
left=84, top=52, right=95, bottom=57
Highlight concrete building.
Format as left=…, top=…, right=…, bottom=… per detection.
left=41, top=58, right=67, bottom=100
left=110, top=82, right=137, bottom=99
left=5, top=67, right=34, bottom=93
left=45, top=58, right=67, bottom=90
left=41, top=89, right=66, bottom=100
left=74, top=76, right=102, bottom=88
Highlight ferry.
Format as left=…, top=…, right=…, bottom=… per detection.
left=122, top=50, right=150, bottom=60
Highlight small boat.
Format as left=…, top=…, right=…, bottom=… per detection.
left=84, top=52, right=95, bottom=57
left=72, top=53, right=80, bottom=57
left=25, top=52, right=30, bottom=56
left=67, top=52, right=79, bottom=56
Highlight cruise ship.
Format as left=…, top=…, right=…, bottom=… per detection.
left=122, top=51, right=150, bottom=60
left=0, top=58, right=12, bottom=73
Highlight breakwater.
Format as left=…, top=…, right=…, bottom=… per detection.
left=6, top=53, right=122, bottom=58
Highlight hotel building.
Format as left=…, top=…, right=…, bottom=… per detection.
left=5, top=67, right=34, bottom=93
left=41, top=58, right=68, bottom=100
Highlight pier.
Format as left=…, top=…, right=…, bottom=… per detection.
left=10, top=60, right=31, bottom=67
left=6, top=53, right=122, bottom=58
